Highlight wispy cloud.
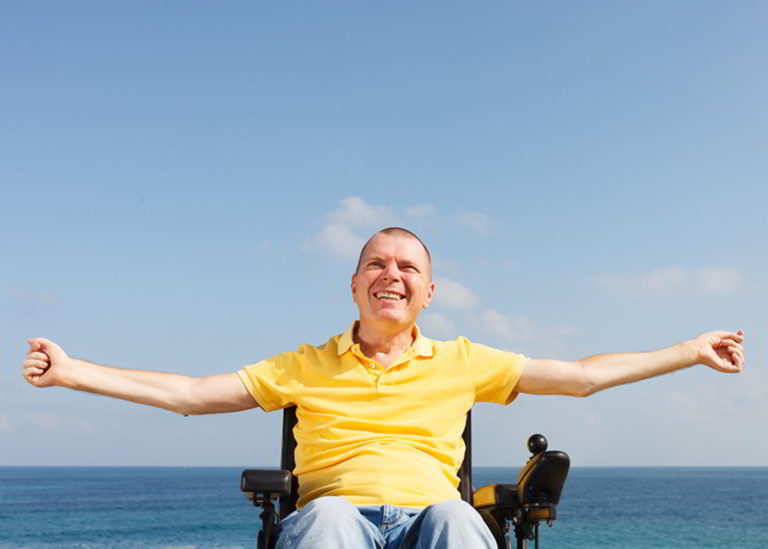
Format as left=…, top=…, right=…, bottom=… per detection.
left=433, top=278, right=479, bottom=309
left=480, top=308, right=537, bottom=342
left=406, top=203, right=436, bottom=218
left=302, top=196, right=399, bottom=260
left=479, top=308, right=574, bottom=345
left=421, top=312, right=457, bottom=339
left=308, top=222, right=366, bottom=260
left=456, top=211, right=493, bottom=234
left=595, top=267, right=746, bottom=296
left=328, top=196, right=395, bottom=228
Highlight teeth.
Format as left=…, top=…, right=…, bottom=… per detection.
left=375, top=292, right=404, bottom=300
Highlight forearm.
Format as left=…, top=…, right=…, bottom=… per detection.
left=61, top=358, right=196, bottom=415
left=580, top=340, right=697, bottom=396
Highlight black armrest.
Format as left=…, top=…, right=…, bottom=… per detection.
left=516, top=450, right=570, bottom=505
left=241, top=469, right=293, bottom=500
left=473, top=449, right=569, bottom=530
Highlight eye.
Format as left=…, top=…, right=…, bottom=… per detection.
left=401, top=264, right=419, bottom=272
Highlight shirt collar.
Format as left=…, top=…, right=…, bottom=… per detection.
left=337, top=322, right=434, bottom=358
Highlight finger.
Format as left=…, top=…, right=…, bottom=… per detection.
left=724, top=355, right=739, bottom=368
left=23, top=359, right=49, bottom=370
left=726, top=344, right=744, bottom=356
left=714, top=337, right=743, bottom=349
left=26, top=351, right=49, bottom=361
left=729, top=348, right=744, bottom=367
left=24, top=366, right=46, bottom=376
left=706, top=348, right=738, bottom=371
left=22, top=370, right=41, bottom=384
left=716, top=361, right=739, bottom=373
left=718, top=342, right=743, bottom=354
left=713, top=331, right=744, bottom=343
left=28, top=338, right=50, bottom=349
left=28, top=338, right=59, bottom=355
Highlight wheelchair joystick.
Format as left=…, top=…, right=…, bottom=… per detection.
left=527, top=434, right=547, bottom=455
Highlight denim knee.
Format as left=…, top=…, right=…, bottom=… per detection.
left=406, top=500, right=496, bottom=549
left=275, top=496, right=382, bottom=549
left=422, top=500, right=475, bottom=523
left=302, top=495, right=360, bottom=517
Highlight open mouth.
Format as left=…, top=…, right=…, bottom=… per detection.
left=373, top=291, right=406, bottom=301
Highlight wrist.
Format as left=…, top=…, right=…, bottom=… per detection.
left=678, top=339, right=701, bottom=367
left=58, top=357, right=84, bottom=389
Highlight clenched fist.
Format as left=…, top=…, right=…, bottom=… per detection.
left=22, top=338, right=71, bottom=387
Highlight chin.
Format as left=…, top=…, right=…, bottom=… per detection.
left=374, top=312, right=417, bottom=327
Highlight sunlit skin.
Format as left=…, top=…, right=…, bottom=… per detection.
left=351, top=232, right=435, bottom=364
left=20, top=228, right=745, bottom=414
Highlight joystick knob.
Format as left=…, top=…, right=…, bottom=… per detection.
left=527, top=433, right=548, bottom=455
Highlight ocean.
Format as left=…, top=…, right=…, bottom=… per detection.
left=1, top=467, right=766, bottom=548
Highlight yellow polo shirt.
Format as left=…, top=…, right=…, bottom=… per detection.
left=236, top=324, right=526, bottom=509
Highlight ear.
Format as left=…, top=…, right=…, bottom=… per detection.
left=351, top=274, right=358, bottom=302
left=422, top=281, right=436, bottom=309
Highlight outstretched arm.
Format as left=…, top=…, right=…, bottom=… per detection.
left=22, top=338, right=258, bottom=416
left=515, top=330, right=745, bottom=397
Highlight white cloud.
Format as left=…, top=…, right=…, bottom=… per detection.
left=420, top=312, right=457, bottom=339
left=406, top=203, right=436, bottom=218
left=480, top=308, right=537, bottom=343
left=433, top=278, right=479, bottom=309
left=307, top=222, right=366, bottom=260
left=595, top=267, right=746, bottom=296
left=456, top=211, right=493, bottom=234
left=328, top=196, right=395, bottom=228
left=479, top=308, right=574, bottom=346
left=302, top=196, right=399, bottom=260
left=693, top=268, right=746, bottom=293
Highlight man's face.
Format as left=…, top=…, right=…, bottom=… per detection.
left=351, top=233, right=435, bottom=330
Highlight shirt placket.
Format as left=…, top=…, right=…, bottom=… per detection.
left=353, top=347, right=413, bottom=393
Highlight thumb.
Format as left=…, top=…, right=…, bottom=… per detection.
left=28, top=337, right=62, bottom=357
left=27, top=338, right=39, bottom=352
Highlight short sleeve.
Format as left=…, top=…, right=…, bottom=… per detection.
left=467, top=340, right=527, bottom=405
left=236, top=349, right=306, bottom=412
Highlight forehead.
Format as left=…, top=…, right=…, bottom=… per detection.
left=362, top=233, right=429, bottom=265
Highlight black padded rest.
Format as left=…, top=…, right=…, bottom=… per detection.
left=241, top=469, right=293, bottom=496
left=516, top=450, right=570, bottom=505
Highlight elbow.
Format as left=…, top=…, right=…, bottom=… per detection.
left=173, top=406, right=196, bottom=417
left=172, top=381, right=205, bottom=416
left=171, top=401, right=197, bottom=416
left=575, top=361, right=598, bottom=397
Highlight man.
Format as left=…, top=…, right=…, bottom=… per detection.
left=23, top=227, right=745, bottom=549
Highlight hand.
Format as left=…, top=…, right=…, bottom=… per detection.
left=22, top=338, right=71, bottom=387
left=692, top=330, right=745, bottom=373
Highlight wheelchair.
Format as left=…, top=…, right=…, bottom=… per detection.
left=241, top=407, right=570, bottom=549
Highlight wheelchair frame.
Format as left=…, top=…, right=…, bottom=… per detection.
left=240, top=407, right=570, bottom=549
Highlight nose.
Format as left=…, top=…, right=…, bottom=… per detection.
left=381, top=262, right=401, bottom=281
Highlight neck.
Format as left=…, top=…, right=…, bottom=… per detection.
left=355, top=320, right=415, bottom=359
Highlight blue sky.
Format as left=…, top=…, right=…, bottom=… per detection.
left=1, top=1, right=766, bottom=467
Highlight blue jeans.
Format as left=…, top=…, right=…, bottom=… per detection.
left=274, top=496, right=497, bottom=549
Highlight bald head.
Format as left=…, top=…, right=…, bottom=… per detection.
left=355, top=227, right=432, bottom=281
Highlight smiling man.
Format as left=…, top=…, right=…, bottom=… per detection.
left=23, top=227, right=745, bottom=549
